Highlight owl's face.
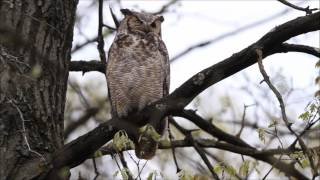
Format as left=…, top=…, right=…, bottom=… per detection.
left=120, top=9, right=164, bottom=37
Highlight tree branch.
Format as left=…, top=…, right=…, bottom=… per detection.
left=153, top=0, right=179, bottom=15
left=278, top=43, right=320, bottom=58
left=97, top=0, right=107, bottom=66
left=277, top=0, right=318, bottom=15
left=69, top=60, right=105, bottom=74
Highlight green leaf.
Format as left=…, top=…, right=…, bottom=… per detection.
left=119, top=168, right=132, bottom=180
left=252, top=161, right=261, bottom=175
left=289, top=151, right=304, bottom=159
left=147, top=171, right=155, bottom=180
left=301, top=159, right=309, bottom=169
left=298, top=111, right=310, bottom=121
left=213, top=164, right=223, bottom=174
left=112, top=130, right=134, bottom=151
left=113, top=170, right=119, bottom=178
left=178, top=170, right=193, bottom=180
left=139, top=124, right=161, bottom=142
left=257, top=128, right=266, bottom=143
left=309, top=103, right=317, bottom=113
left=239, top=160, right=250, bottom=177
left=160, top=139, right=171, bottom=147
left=120, top=168, right=129, bottom=180
left=268, top=118, right=278, bottom=128
left=93, top=150, right=103, bottom=158
left=225, top=165, right=237, bottom=177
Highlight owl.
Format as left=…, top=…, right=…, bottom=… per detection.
left=106, top=9, right=170, bottom=159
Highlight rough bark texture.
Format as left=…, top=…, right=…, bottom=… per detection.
left=0, top=0, right=78, bottom=179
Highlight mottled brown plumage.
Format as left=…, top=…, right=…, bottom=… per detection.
left=106, top=9, right=170, bottom=159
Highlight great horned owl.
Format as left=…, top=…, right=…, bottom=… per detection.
left=106, top=9, right=170, bottom=159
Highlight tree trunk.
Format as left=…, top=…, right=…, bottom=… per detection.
left=0, top=0, right=78, bottom=179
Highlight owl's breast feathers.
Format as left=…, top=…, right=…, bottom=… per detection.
left=107, top=33, right=169, bottom=117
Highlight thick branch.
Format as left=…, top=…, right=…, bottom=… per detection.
left=100, top=138, right=304, bottom=156
left=69, top=60, right=105, bottom=73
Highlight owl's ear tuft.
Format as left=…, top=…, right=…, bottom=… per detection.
left=120, top=9, right=133, bottom=16
left=158, top=16, right=164, bottom=22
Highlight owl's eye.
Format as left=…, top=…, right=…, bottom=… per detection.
left=150, top=22, right=157, bottom=28
left=132, top=17, right=142, bottom=24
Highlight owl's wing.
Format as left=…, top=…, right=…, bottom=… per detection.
left=106, top=43, right=118, bottom=118
left=159, top=40, right=170, bottom=96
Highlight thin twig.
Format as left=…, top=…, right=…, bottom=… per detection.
left=118, top=152, right=134, bottom=180
left=277, top=0, right=318, bottom=15
left=262, top=152, right=284, bottom=180
left=168, top=117, right=181, bottom=173
left=137, top=160, right=148, bottom=180
left=68, top=80, right=90, bottom=108
left=204, top=150, right=242, bottom=180
left=153, top=0, right=179, bottom=15
left=92, top=158, right=100, bottom=180
left=263, top=115, right=284, bottom=180
left=236, top=104, right=253, bottom=137
left=186, top=132, right=220, bottom=180
left=72, top=37, right=98, bottom=53
left=97, top=0, right=107, bottom=66
left=109, top=6, right=119, bottom=29
left=171, top=120, right=219, bottom=179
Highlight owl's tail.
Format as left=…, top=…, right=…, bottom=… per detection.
left=135, top=133, right=158, bottom=160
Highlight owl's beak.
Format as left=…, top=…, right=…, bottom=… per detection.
left=144, top=24, right=152, bottom=34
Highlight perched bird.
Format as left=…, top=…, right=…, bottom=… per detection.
left=106, top=9, right=170, bottom=159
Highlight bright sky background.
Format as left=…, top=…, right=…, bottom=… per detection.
left=70, top=0, right=319, bottom=179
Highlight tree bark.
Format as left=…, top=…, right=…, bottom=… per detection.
left=0, top=0, right=78, bottom=179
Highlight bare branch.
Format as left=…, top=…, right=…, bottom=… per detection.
left=97, top=0, right=107, bottom=66
left=109, top=6, right=119, bottom=29
left=168, top=117, right=181, bottom=173
left=69, top=60, right=105, bottom=74
left=277, top=0, right=318, bottom=15
left=278, top=43, right=320, bottom=57
left=186, top=132, right=220, bottom=180
left=92, top=158, right=100, bottom=180
left=72, top=36, right=98, bottom=53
